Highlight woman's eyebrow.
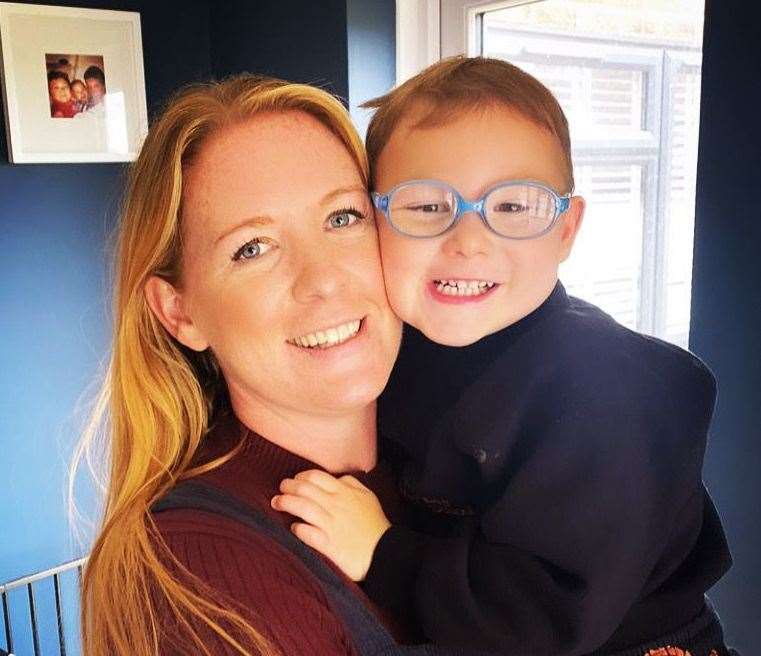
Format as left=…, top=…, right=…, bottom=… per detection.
left=320, top=184, right=368, bottom=205
left=213, top=215, right=274, bottom=246
left=211, top=187, right=367, bottom=247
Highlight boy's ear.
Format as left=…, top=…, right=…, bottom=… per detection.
left=144, top=275, right=209, bottom=352
left=557, top=196, right=585, bottom=262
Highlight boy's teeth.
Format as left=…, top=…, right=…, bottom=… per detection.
left=289, top=319, right=362, bottom=349
left=435, top=279, right=496, bottom=296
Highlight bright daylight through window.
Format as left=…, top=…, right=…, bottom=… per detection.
left=476, top=0, right=705, bottom=348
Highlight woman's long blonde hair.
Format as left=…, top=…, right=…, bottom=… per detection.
left=74, top=74, right=368, bottom=656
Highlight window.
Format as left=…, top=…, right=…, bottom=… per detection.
left=398, top=0, right=705, bottom=348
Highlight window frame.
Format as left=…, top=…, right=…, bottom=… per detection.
left=395, top=0, right=441, bottom=85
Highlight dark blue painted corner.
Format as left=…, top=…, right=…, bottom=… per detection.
left=690, top=1, right=761, bottom=652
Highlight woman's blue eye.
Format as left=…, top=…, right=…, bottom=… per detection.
left=328, top=210, right=363, bottom=229
left=232, top=239, right=272, bottom=262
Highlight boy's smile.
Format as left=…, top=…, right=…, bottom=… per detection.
left=374, top=103, right=585, bottom=346
left=430, top=279, right=498, bottom=301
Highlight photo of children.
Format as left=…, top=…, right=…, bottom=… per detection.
left=45, top=54, right=106, bottom=119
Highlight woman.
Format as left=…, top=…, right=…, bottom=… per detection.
left=77, top=75, right=406, bottom=656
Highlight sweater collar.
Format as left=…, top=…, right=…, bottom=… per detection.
left=203, top=409, right=392, bottom=491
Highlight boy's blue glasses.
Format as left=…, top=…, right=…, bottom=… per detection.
left=371, top=179, right=571, bottom=240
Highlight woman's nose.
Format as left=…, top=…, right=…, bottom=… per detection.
left=291, top=246, right=346, bottom=303
left=441, top=212, right=492, bottom=259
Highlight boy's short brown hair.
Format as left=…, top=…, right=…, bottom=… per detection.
left=363, top=56, right=574, bottom=193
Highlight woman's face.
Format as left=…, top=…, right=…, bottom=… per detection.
left=49, top=77, right=71, bottom=103
left=173, top=111, right=401, bottom=418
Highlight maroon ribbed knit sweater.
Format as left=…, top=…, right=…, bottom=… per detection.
left=152, top=410, right=411, bottom=655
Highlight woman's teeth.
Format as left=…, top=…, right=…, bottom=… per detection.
left=289, top=319, right=362, bottom=349
left=434, top=280, right=496, bottom=296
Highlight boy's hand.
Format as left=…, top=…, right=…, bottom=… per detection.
left=271, top=469, right=391, bottom=582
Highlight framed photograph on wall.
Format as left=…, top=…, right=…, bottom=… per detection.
left=0, top=2, right=148, bottom=163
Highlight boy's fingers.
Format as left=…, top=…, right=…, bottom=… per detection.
left=338, top=474, right=367, bottom=490
left=279, top=477, right=333, bottom=503
left=290, top=522, right=329, bottom=551
left=272, top=493, right=331, bottom=527
left=294, top=469, right=341, bottom=492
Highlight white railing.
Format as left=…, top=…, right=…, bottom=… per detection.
left=1, top=557, right=87, bottom=656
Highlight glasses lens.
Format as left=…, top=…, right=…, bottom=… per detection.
left=389, top=183, right=456, bottom=236
left=485, top=184, right=557, bottom=238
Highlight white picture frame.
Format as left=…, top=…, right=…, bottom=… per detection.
left=0, top=2, right=148, bottom=163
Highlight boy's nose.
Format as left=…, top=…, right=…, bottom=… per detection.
left=441, top=212, right=492, bottom=258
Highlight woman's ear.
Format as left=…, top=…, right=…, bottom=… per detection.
left=144, top=275, right=209, bottom=352
left=558, top=195, right=586, bottom=263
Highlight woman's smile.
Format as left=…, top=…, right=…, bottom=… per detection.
left=288, top=317, right=363, bottom=349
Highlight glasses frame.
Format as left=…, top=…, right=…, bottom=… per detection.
left=371, top=179, right=571, bottom=240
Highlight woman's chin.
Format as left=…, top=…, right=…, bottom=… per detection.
left=313, top=389, right=381, bottom=414
left=309, top=367, right=391, bottom=412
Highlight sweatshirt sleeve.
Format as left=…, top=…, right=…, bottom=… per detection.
left=364, top=355, right=717, bottom=655
left=154, top=511, right=359, bottom=656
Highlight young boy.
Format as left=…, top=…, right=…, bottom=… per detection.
left=70, top=79, right=89, bottom=113
left=273, top=57, right=732, bottom=655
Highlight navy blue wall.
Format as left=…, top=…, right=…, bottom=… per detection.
left=691, top=1, right=761, bottom=652
left=209, top=0, right=349, bottom=99
left=207, top=0, right=396, bottom=134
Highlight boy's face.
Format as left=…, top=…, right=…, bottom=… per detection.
left=49, top=78, right=71, bottom=104
left=374, top=104, right=585, bottom=346
left=71, top=82, right=88, bottom=103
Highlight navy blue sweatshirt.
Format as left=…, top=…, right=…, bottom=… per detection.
left=369, top=281, right=731, bottom=655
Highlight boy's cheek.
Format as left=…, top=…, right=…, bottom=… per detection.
left=382, top=275, right=413, bottom=324
left=377, top=231, right=424, bottom=322
left=379, top=251, right=416, bottom=320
